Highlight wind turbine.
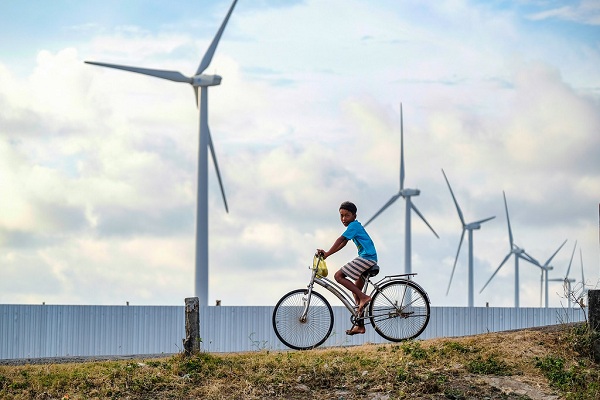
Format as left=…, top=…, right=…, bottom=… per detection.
left=549, top=241, right=577, bottom=308
left=85, top=0, right=238, bottom=306
left=365, top=104, right=439, bottom=276
left=479, top=191, right=538, bottom=308
left=442, top=169, right=495, bottom=307
left=526, top=239, right=567, bottom=308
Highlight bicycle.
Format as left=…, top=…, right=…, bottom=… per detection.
left=272, top=254, right=431, bottom=350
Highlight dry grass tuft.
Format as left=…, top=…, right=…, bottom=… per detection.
left=0, top=324, right=598, bottom=399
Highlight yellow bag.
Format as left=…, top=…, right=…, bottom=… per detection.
left=313, top=256, right=328, bottom=277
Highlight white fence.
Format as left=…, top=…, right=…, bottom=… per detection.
left=0, top=304, right=587, bottom=359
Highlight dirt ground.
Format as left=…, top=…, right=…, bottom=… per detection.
left=1, top=324, right=596, bottom=399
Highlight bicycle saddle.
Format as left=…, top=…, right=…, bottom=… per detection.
left=363, top=264, right=380, bottom=278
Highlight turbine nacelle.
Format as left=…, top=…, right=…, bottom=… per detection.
left=401, top=188, right=420, bottom=197
left=466, top=222, right=483, bottom=230
left=192, top=74, right=222, bottom=87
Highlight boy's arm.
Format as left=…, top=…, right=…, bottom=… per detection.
left=319, top=235, right=349, bottom=259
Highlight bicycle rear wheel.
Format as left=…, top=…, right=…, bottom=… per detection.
left=272, top=289, right=334, bottom=350
left=369, top=280, right=430, bottom=342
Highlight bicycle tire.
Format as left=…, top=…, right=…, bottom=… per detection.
left=369, top=279, right=430, bottom=342
left=272, top=289, right=334, bottom=350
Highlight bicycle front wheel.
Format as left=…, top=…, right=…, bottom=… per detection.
left=369, top=280, right=430, bottom=342
left=272, top=289, right=334, bottom=350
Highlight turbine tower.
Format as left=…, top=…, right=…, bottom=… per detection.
left=549, top=241, right=577, bottom=308
left=365, top=104, right=439, bottom=276
left=85, top=0, right=238, bottom=306
left=442, top=169, right=495, bottom=307
left=480, top=191, right=537, bottom=308
left=526, top=239, right=567, bottom=308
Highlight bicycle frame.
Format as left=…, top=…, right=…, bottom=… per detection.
left=300, top=257, right=429, bottom=323
left=313, top=275, right=357, bottom=313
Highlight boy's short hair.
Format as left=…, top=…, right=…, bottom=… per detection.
left=339, top=201, right=357, bottom=215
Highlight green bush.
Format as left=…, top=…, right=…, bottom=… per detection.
left=466, top=355, right=513, bottom=376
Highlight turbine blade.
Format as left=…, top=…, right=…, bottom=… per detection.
left=543, top=239, right=567, bottom=267
left=85, top=61, right=192, bottom=83
left=480, top=253, right=511, bottom=293
left=520, top=251, right=540, bottom=267
left=565, top=240, right=577, bottom=278
left=364, top=194, right=401, bottom=227
left=196, top=0, right=239, bottom=75
left=441, top=169, right=465, bottom=226
left=410, top=202, right=439, bottom=238
left=446, top=229, right=466, bottom=295
left=399, top=103, right=405, bottom=191
left=503, top=191, right=514, bottom=248
left=473, top=215, right=496, bottom=225
left=208, top=127, right=229, bottom=213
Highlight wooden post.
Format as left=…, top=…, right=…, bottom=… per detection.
left=589, top=290, right=600, bottom=331
left=183, top=297, right=200, bottom=355
left=589, top=290, right=600, bottom=362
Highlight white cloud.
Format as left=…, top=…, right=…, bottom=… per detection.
left=0, top=0, right=598, bottom=309
left=527, top=0, right=600, bottom=25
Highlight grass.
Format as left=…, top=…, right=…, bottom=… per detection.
left=0, top=323, right=598, bottom=399
left=534, top=323, right=600, bottom=400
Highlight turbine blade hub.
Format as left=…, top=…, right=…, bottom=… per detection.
left=401, top=188, right=420, bottom=196
left=193, top=74, right=222, bottom=87
left=466, top=223, right=482, bottom=230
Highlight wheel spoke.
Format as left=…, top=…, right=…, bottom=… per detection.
left=369, top=280, right=430, bottom=341
left=273, top=290, right=333, bottom=350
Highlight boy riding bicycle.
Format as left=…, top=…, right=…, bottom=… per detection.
left=317, top=201, right=378, bottom=335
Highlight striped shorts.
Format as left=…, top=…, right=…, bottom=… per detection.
left=340, top=257, right=377, bottom=281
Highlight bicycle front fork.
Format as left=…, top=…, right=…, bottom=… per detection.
left=300, top=285, right=315, bottom=323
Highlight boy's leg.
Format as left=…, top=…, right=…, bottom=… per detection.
left=348, top=276, right=365, bottom=307
left=337, top=258, right=374, bottom=311
left=334, top=270, right=370, bottom=307
left=334, top=270, right=370, bottom=335
left=354, top=276, right=366, bottom=330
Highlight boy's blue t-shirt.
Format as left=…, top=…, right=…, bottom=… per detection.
left=342, top=220, right=377, bottom=262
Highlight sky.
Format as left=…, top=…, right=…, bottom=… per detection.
left=1, top=0, right=599, bottom=309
